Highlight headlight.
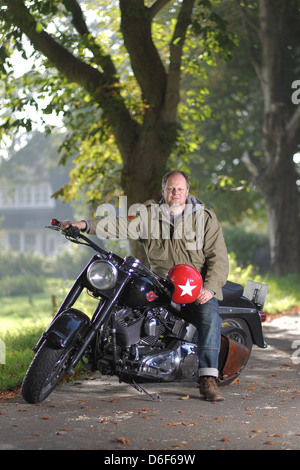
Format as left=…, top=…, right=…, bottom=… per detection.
left=87, top=260, right=118, bottom=290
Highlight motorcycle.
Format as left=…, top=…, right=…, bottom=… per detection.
left=21, top=219, right=267, bottom=404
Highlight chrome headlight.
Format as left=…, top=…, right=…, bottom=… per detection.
left=87, top=260, right=118, bottom=290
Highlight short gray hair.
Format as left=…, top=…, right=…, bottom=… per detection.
left=162, top=170, right=190, bottom=189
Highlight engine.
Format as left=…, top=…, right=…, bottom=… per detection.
left=114, top=307, right=172, bottom=350
left=97, top=306, right=199, bottom=382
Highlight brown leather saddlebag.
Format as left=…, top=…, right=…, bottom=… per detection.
left=218, top=334, right=250, bottom=382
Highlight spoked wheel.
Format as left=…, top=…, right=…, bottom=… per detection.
left=222, top=318, right=253, bottom=352
left=22, top=342, right=75, bottom=404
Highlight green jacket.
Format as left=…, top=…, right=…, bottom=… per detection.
left=88, top=195, right=229, bottom=300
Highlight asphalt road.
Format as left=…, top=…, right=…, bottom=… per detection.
left=0, top=314, right=300, bottom=452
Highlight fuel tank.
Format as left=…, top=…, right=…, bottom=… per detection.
left=119, top=274, right=168, bottom=308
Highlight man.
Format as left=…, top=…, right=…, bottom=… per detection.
left=61, top=169, right=229, bottom=401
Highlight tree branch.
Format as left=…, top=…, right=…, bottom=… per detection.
left=234, top=0, right=261, bottom=77
left=163, top=0, right=195, bottom=123
left=3, top=0, right=138, bottom=157
left=120, top=0, right=167, bottom=108
left=4, top=0, right=102, bottom=88
left=62, top=0, right=117, bottom=77
left=148, top=0, right=172, bottom=19
left=241, top=149, right=264, bottom=181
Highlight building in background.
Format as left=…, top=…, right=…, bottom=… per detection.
left=0, top=132, right=74, bottom=257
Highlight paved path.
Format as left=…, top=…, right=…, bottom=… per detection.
left=0, top=314, right=300, bottom=451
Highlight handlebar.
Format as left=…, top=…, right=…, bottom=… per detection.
left=47, top=218, right=107, bottom=256
left=47, top=219, right=173, bottom=299
left=50, top=219, right=80, bottom=239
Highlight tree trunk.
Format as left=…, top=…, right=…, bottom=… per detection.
left=239, top=0, right=300, bottom=275
left=244, top=150, right=300, bottom=275
left=121, top=123, right=171, bottom=266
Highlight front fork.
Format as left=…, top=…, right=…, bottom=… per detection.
left=35, top=264, right=132, bottom=376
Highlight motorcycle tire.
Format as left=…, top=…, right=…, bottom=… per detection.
left=222, top=318, right=253, bottom=352
left=22, top=341, right=74, bottom=404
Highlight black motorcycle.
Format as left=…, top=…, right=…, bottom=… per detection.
left=21, top=219, right=267, bottom=404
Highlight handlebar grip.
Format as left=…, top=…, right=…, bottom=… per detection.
left=51, top=219, right=60, bottom=227
left=50, top=219, right=80, bottom=238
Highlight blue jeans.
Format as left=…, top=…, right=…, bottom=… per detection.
left=180, top=297, right=221, bottom=378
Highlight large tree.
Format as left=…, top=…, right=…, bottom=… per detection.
left=0, top=0, right=232, bottom=261
left=0, top=0, right=199, bottom=204
left=235, top=0, right=300, bottom=274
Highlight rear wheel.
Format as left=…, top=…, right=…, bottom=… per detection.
left=22, top=342, right=75, bottom=404
left=220, top=318, right=253, bottom=385
left=222, top=318, right=253, bottom=351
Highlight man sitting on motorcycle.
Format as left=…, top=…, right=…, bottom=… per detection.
left=60, top=169, right=229, bottom=401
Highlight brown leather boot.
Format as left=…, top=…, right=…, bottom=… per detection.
left=198, top=376, right=224, bottom=402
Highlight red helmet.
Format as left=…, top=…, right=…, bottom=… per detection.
left=167, top=264, right=203, bottom=304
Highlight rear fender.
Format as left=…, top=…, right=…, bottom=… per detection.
left=43, top=309, right=90, bottom=350
left=219, top=306, right=267, bottom=348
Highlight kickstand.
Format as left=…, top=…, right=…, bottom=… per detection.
left=129, top=379, right=161, bottom=402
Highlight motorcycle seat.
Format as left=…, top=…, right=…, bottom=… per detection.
left=220, top=281, right=244, bottom=304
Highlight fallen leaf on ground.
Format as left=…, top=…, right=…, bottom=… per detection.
left=116, top=437, right=130, bottom=445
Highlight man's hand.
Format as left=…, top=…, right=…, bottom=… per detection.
left=60, top=220, right=87, bottom=231
left=195, top=288, right=214, bottom=305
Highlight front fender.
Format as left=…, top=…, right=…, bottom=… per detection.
left=43, top=308, right=90, bottom=350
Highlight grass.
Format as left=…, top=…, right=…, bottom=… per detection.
left=227, top=254, right=300, bottom=314
left=0, top=278, right=96, bottom=392
left=0, top=269, right=299, bottom=392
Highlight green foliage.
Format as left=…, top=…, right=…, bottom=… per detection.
left=0, top=0, right=237, bottom=209
left=0, top=249, right=45, bottom=279
left=0, top=326, right=45, bottom=391
left=228, top=253, right=300, bottom=314
left=0, top=274, right=44, bottom=296
left=0, top=324, right=89, bottom=391
left=223, top=223, right=270, bottom=272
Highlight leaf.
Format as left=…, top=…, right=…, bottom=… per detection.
left=220, top=437, right=230, bottom=442
left=35, top=22, right=43, bottom=33
left=116, top=437, right=130, bottom=445
left=179, top=395, right=190, bottom=400
left=230, top=378, right=241, bottom=385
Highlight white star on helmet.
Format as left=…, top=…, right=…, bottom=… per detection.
left=178, top=279, right=197, bottom=297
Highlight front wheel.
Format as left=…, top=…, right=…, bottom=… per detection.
left=22, top=342, right=75, bottom=404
